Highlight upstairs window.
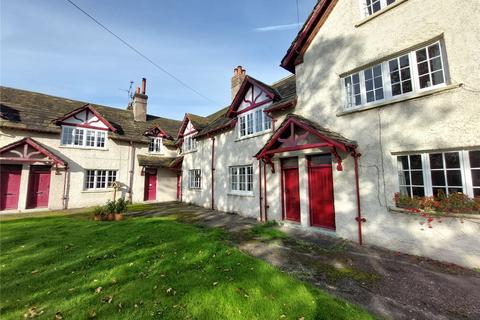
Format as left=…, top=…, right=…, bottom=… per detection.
left=148, top=137, right=162, bottom=153
left=61, top=126, right=107, bottom=149
left=85, top=170, right=117, bottom=190
left=183, top=136, right=197, bottom=152
left=188, top=169, right=201, bottom=189
left=229, top=165, right=253, bottom=194
left=343, top=41, right=447, bottom=111
left=238, top=107, right=272, bottom=138
left=362, top=0, right=396, bottom=17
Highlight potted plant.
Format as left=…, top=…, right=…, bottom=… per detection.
left=114, top=198, right=127, bottom=221
left=106, top=200, right=116, bottom=221
left=93, top=206, right=105, bottom=221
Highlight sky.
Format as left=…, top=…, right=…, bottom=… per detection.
left=1, top=0, right=316, bottom=120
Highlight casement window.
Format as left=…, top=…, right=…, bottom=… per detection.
left=343, top=41, right=447, bottom=110
left=396, top=150, right=480, bottom=198
left=61, top=126, right=107, bottom=149
left=188, top=169, right=201, bottom=189
left=362, top=0, right=396, bottom=17
left=238, top=107, right=272, bottom=138
left=183, top=136, right=197, bottom=152
left=148, top=137, right=162, bottom=153
left=85, top=170, right=117, bottom=190
left=229, top=165, right=253, bottom=194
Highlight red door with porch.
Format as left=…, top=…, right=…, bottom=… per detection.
left=0, top=165, right=22, bottom=211
left=144, top=168, right=157, bottom=201
left=282, top=158, right=301, bottom=222
left=27, top=166, right=51, bottom=209
left=308, top=155, right=335, bottom=229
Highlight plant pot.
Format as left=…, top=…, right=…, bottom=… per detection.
left=107, top=213, right=115, bottom=221
left=94, top=214, right=102, bottom=221
left=114, top=213, right=125, bottom=221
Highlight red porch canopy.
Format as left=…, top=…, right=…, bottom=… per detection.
left=0, top=137, right=68, bottom=167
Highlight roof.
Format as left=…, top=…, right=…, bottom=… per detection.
left=281, top=0, right=337, bottom=73
left=255, top=113, right=357, bottom=158
left=0, top=137, right=68, bottom=167
left=137, top=154, right=178, bottom=168
left=0, top=86, right=182, bottom=144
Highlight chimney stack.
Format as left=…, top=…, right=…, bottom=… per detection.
left=132, top=78, right=148, bottom=122
left=231, top=66, right=246, bottom=100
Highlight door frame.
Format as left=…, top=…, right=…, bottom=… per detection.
left=0, top=164, right=23, bottom=211
left=27, top=165, right=52, bottom=209
left=280, top=157, right=301, bottom=223
left=307, top=154, right=336, bottom=230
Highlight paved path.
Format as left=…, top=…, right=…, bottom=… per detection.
left=131, top=202, right=480, bottom=320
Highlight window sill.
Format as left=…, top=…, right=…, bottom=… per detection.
left=59, top=145, right=108, bottom=151
left=81, top=189, right=114, bottom=194
left=336, top=83, right=461, bottom=117
left=148, top=152, right=165, bottom=156
left=227, top=192, right=255, bottom=197
left=355, top=0, right=409, bottom=28
left=187, top=188, right=202, bottom=192
left=235, top=130, right=272, bottom=142
left=388, top=206, right=480, bottom=220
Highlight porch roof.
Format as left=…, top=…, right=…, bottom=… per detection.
left=137, top=154, right=178, bottom=168
left=0, top=137, right=68, bottom=167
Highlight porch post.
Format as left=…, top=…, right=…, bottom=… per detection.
left=18, top=164, right=31, bottom=211
left=298, top=156, right=310, bottom=227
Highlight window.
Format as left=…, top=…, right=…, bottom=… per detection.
left=188, top=169, right=201, bottom=189
left=229, top=165, right=253, bottom=194
left=343, top=41, right=447, bottom=110
left=362, top=0, right=396, bottom=17
left=148, top=137, right=162, bottom=153
left=183, top=136, right=197, bottom=153
left=238, top=107, right=272, bottom=138
left=396, top=150, right=480, bottom=199
left=61, top=126, right=107, bottom=149
left=85, top=170, right=117, bottom=190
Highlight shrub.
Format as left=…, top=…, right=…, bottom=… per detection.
left=92, top=206, right=106, bottom=216
left=106, top=200, right=117, bottom=214
left=394, top=192, right=479, bottom=214
left=115, top=198, right=128, bottom=214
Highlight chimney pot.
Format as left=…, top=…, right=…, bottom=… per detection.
left=141, top=78, right=146, bottom=94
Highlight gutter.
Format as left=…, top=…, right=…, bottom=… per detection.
left=211, top=136, right=215, bottom=210
left=352, top=151, right=366, bottom=245
left=258, top=159, right=263, bottom=221
left=62, top=166, right=70, bottom=209
left=128, top=141, right=136, bottom=203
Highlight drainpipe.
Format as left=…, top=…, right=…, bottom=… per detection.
left=263, top=161, right=268, bottom=222
left=353, top=151, right=366, bottom=245
left=211, top=136, right=215, bottom=210
left=62, top=166, right=69, bottom=209
left=258, top=159, right=263, bottom=221
left=128, top=141, right=135, bottom=203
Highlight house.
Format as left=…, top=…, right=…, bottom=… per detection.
left=1, top=0, right=479, bottom=268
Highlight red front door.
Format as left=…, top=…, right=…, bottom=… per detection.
left=308, top=155, right=335, bottom=230
left=27, top=166, right=51, bottom=209
left=1, top=165, right=22, bottom=211
left=144, top=168, right=157, bottom=201
left=282, top=158, right=301, bottom=222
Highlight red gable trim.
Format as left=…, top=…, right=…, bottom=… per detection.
left=256, top=116, right=353, bottom=160
left=226, top=76, right=278, bottom=118
left=54, top=104, right=117, bottom=132
left=144, top=125, right=172, bottom=139
left=281, top=0, right=337, bottom=73
left=176, top=113, right=198, bottom=138
left=0, top=137, right=68, bottom=167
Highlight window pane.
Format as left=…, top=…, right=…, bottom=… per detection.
left=432, top=71, right=444, bottom=86
left=429, top=154, right=443, bottom=169
left=431, top=171, right=445, bottom=186
left=255, top=110, right=263, bottom=132
left=416, top=48, right=427, bottom=62
left=471, top=170, right=480, bottom=187
left=86, top=130, right=95, bottom=147
left=428, top=43, right=441, bottom=58
left=469, top=150, right=480, bottom=168
left=398, top=155, right=409, bottom=170
left=410, top=155, right=422, bottom=169
left=446, top=170, right=462, bottom=186
left=433, top=187, right=447, bottom=198
left=411, top=171, right=424, bottom=185
left=74, top=129, right=84, bottom=146
left=62, top=127, right=74, bottom=145
left=309, top=154, right=331, bottom=165
left=474, top=189, right=480, bottom=198
left=445, top=152, right=460, bottom=168
left=412, top=187, right=425, bottom=197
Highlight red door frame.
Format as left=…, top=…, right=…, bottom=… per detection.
left=27, top=165, right=51, bottom=209
left=176, top=174, right=182, bottom=201
left=307, top=155, right=336, bottom=230
left=0, top=164, right=22, bottom=211
left=144, top=168, right=157, bottom=201
left=281, top=158, right=301, bottom=223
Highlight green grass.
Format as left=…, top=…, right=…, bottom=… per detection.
left=0, top=215, right=374, bottom=320
left=248, top=221, right=289, bottom=241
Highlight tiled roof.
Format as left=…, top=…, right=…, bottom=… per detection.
left=0, top=86, right=182, bottom=144
left=137, top=154, right=178, bottom=168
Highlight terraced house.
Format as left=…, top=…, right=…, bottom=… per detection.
left=1, top=0, right=479, bottom=268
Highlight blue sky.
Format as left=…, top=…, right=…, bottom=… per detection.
left=1, top=0, right=316, bottom=120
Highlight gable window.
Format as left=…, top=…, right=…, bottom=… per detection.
left=238, top=107, right=272, bottom=138
left=343, top=41, right=447, bottom=111
left=85, top=170, right=117, bottom=190
left=396, top=150, right=479, bottom=199
left=188, top=169, right=201, bottom=189
left=148, top=137, right=162, bottom=153
left=61, top=125, right=107, bottom=149
left=183, top=136, right=197, bottom=152
left=362, top=0, right=396, bottom=17
left=229, top=165, right=253, bottom=194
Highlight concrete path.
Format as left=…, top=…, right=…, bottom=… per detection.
left=130, top=202, right=480, bottom=320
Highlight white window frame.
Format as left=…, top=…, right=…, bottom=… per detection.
left=229, top=165, right=254, bottom=195
left=183, top=135, right=197, bottom=153
left=61, top=125, right=107, bottom=149
left=361, top=0, right=396, bottom=17
left=396, top=150, right=479, bottom=199
left=342, top=41, right=447, bottom=111
left=237, top=107, right=272, bottom=139
left=148, top=137, right=162, bottom=154
left=85, top=169, right=117, bottom=190
left=188, top=169, right=201, bottom=189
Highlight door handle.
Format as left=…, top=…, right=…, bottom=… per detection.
left=5, top=193, right=14, bottom=195
left=36, top=192, right=43, bottom=194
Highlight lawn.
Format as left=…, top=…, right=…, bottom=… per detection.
left=0, top=213, right=374, bottom=319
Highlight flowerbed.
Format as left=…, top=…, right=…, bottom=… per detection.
left=394, top=192, right=480, bottom=215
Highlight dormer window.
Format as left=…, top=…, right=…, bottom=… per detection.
left=362, top=0, right=396, bottom=17
left=61, top=126, right=107, bottom=149
left=183, top=136, right=197, bottom=152
left=238, top=107, right=271, bottom=138
left=148, top=137, right=162, bottom=153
